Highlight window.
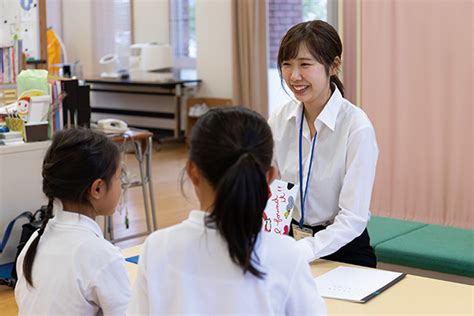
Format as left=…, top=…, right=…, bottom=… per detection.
left=267, top=0, right=337, bottom=115
left=91, top=0, right=132, bottom=72
left=169, top=0, right=196, bottom=69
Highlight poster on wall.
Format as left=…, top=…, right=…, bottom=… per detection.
left=0, top=0, right=40, bottom=59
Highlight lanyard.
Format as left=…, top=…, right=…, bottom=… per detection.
left=298, top=107, right=317, bottom=228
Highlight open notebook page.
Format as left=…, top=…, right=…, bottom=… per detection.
left=315, top=266, right=406, bottom=303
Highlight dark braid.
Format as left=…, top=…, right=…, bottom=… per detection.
left=39, top=198, right=54, bottom=233
left=22, top=197, right=54, bottom=286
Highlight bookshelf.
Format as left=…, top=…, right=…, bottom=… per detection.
left=0, top=0, right=48, bottom=75
left=1, top=41, right=23, bottom=85
left=0, top=0, right=47, bottom=105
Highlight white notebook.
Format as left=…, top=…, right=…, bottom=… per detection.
left=315, top=266, right=406, bottom=303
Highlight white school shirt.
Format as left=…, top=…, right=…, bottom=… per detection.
left=127, top=210, right=326, bottom=316
left=15, top=209, right=131, bottom=316
left=268, top=86, right=379, bottom=261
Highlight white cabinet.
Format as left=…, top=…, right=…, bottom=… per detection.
left=0, top=141, right=49, bottom=264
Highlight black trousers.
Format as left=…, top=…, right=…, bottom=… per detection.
left=290, top=219, right=377, bottom=268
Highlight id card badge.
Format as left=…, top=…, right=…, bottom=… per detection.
left=292, top=224, right=313, bottom=241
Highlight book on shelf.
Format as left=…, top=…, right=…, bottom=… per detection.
left=49, top=79, right=64, bottom=132
left=1, top=40, right=22, bottom=84
left=0, top=131, right=24, bottom=145
left=0, top=139, right=25, bottom=145
left=0, top=131, right=23, bottom=139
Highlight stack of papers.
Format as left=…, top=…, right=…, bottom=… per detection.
left=0, top=131, right=24, bottom=145
left=315, top=266, right=406, bottom=303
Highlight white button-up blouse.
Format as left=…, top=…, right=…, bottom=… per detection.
left=15, top=209, right=131, bottom=315
left=268, top=86, right=379, bottom=261
left=127, top=210, right=326, bottom=315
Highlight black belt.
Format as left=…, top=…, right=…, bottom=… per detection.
left=289, top=219, right=377, bottom=268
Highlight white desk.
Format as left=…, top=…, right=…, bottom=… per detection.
left=122, top=245, right=474, bottom=316
left=0, top=141, right=49, bottom=264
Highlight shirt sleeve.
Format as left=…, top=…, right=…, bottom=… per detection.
left=298, top=126, right=379, bottom=260
left=126, top=244, right=150, bottom=315
left=284, top=250, right=327, bottom=315
left=90, top=257, right=132, bottom=316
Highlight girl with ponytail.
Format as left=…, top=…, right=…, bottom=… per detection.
left=15, top=128, right=130, bottom=315
left=269, top=20, right=379, bottom=267
left=128, top=107, right=326, bottom=315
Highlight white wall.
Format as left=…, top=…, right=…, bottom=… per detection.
left=46, top=0, right=62, bottom=38
left=195, top=0, right=233, bottom=99
left=62, top=0, right=94, bottom=76
left=133, top=0, right=169, bottom=44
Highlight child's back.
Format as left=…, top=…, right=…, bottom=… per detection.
left=127, top=107, right=326, bottom=315
left=129, top=210, right=325, bottom=315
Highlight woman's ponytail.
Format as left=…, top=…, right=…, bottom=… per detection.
left=190, top=107, right=274, bottom=279
left=22, top=197, right=55, bottom=287
left=207, top=152, right=268, bottom=278
left=330, top=75, right=344, bottom=97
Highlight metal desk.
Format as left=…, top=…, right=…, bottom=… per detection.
left=85, top=74, right=201, bottom=141
left=105, top=130, right=157, bottom=243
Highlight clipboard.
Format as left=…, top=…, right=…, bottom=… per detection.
left=315, top=266, right=406, bottom=303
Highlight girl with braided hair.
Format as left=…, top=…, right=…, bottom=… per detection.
left=15, top=128, right=130, bottom=315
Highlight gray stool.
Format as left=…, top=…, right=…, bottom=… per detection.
left=104, top=130, right=157, bottom=243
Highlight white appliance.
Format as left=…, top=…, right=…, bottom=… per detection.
left=129, top=43, right=174, bottom=81
left=99, top=54, right=120, bottom=78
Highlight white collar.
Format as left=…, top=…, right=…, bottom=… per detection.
left=287, top=85, right=343, bottom=132
left=186, top=210, right=210, bottom=227
left=52, top=209, right=104, bottom=238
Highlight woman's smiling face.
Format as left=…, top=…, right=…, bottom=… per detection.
left=280, top=43, right=332, bottom=109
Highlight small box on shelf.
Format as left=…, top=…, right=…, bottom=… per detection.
left=186, top=97, right=233, bottom=140
left=25, top=121, right=49, bottom=142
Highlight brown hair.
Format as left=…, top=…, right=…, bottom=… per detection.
left=277, top=20, right=344, bottom=96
